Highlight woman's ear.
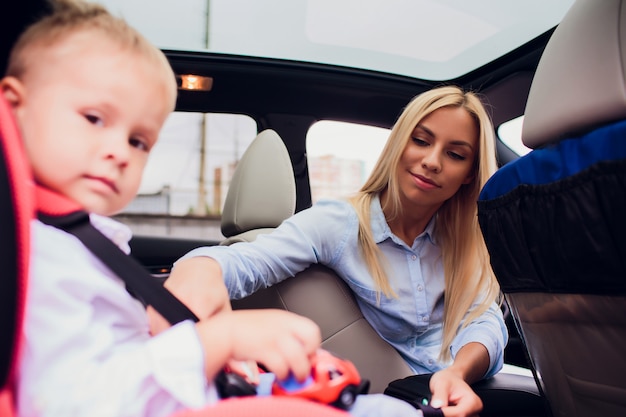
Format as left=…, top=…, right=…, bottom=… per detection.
left=0, top=76, right=25, bottom=108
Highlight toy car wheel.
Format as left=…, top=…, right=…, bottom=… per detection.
left=332, top=384, right=359, bottom=410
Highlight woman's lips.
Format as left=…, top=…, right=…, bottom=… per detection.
left=413, top=173, right=440, bottom=189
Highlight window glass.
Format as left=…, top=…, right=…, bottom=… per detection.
left=498, top=115, right=531, bottom=156
left=306, top=121, right=389, bottom=203
left=115, top=112, right=257, bottom=240
left=96, top=0, right=574, bottom=81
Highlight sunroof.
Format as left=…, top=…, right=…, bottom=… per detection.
left=99, top=0, right=575, bottom=81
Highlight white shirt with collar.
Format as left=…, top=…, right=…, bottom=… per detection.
left=18, top=214, right=218, bottom=417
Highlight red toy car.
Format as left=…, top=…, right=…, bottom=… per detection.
left=272, top=349, right=370, bottom=410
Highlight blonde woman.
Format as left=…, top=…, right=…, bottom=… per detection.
left=167, top=85, right=508, bottom=417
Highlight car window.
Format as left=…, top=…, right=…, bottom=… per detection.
left=116, top=111, right=257, bottom=240
left=118, top=114, right=526, bottom=240
left=307, top=120, right=389, bottom=203
left=116, top=117, right=388, bottom=239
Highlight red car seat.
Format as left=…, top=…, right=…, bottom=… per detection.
left=0, top=96, right=349, bottom=417
left=0, top=82, right=33, bottom=417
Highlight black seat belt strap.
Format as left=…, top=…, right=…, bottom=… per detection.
left=38, top=210, right=198, bottom=325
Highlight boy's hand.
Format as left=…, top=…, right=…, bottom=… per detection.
left=157, top=257, right=321, bottom=383
left=226, top=359, right=261, bottom=385
left=196, top=309, right=321, bottom=382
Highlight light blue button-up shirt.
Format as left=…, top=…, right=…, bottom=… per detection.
left=182, top=196, right=507, bottom=378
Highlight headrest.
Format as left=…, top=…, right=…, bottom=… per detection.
left=522, top=0, right=626, bottom=148
left=220, top=129, right=296, bottom=239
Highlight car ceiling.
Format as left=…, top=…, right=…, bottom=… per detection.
left=5, top=0, right=556, bottom=171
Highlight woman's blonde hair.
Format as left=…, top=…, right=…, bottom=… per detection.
left=5, top=0, right=176, bottom=102
left=348, top=85, right=500, bottom=362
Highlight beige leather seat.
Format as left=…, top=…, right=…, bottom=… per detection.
left=477, top=1, right=626, bottom=415
left=221, top=129, right=413, bottom=393
left=220, top=129, right=296, bottom=246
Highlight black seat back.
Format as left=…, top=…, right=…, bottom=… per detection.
left=478, top=1, right=626, bottom=415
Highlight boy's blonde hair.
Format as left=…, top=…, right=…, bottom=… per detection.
left=349, top=85, right=500, bottom=362
left=6, top=0, right=176, bottom=103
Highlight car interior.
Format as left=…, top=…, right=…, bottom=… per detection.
left=218, top=108, right=546, bottom=417
left=2, top=0, right=625, bottom=416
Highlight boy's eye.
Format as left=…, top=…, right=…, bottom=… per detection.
left=129, top=137, right=149, bottom=152
left=85, top=114, right=104, bottom=127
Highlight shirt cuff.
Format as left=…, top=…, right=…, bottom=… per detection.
left=450, top=328, right=503, bottom=379
left=177, top=246, right=226, bottom=263
left=147, top=320, right=219, bottom=407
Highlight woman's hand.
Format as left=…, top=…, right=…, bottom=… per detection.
left=165, top=257, right=231, bottom=319
left=429, top=342, right=489, bottom=417
left=147, top=256, right=231, bottom=335
left=429, top=368, right=482, bottom=417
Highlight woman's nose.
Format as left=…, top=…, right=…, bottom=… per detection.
left=421, top=148, right=442, bottom=173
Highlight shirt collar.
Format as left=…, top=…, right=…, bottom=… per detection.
left=89, top=213, right=133, bottom=255
left=369, top=194, right=436, bottom=245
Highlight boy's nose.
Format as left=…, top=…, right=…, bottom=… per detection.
left=102, top=135, right=131, bottom=165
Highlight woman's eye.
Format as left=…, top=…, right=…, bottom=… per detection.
left=85, top=114, right=104, bottom=127
left=448, top=151, right=466, bottom=161
left=412, top=136, right=428, bottom=146
left=129, top=137, right=149, bottom=152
